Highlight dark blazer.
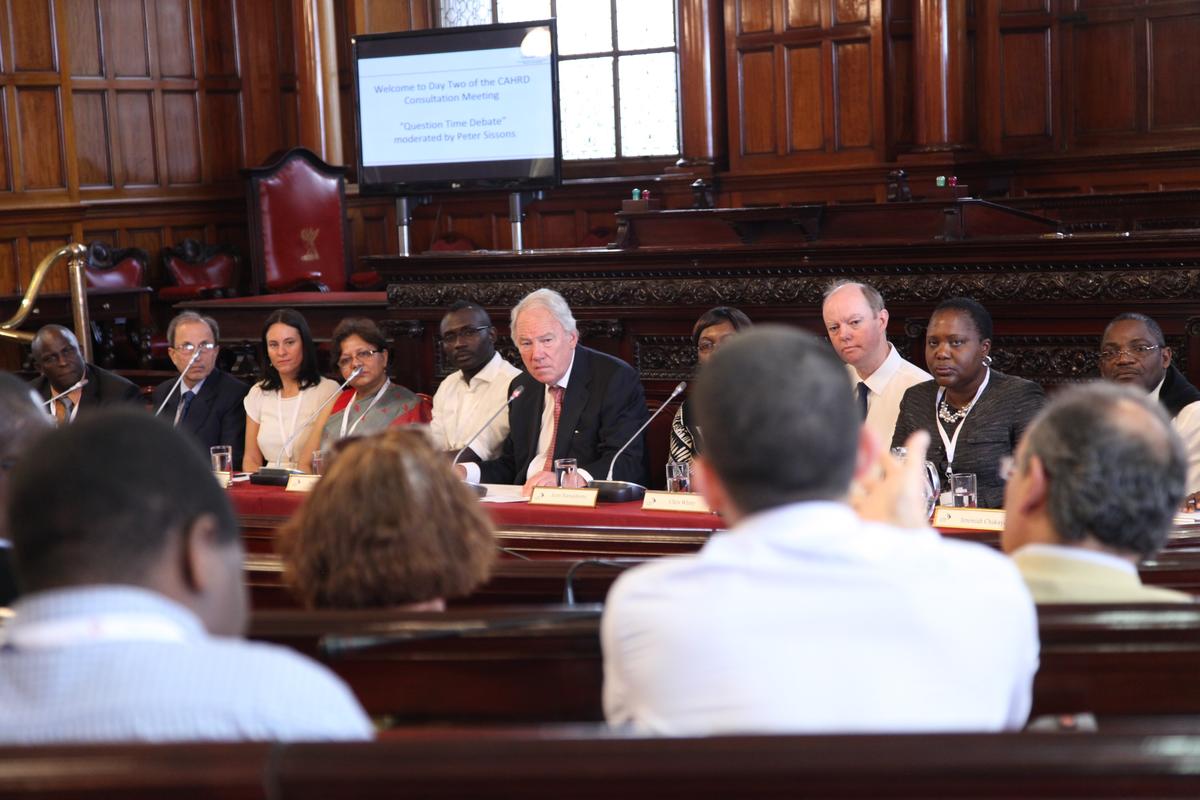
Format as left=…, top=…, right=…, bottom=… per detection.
left=891, top=370, right=1045, bottom=509
left=31, top=363, right=142, bottom=417
left=479, top=346, right=649, bottom=485
left=151, top=369, right=250, bottom=470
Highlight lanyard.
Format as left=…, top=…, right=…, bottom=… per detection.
left=1, top=612, right=190, bottom=651
left=275, top=388, right=305, bottom=463
left=339, top=380, right=390, bottom=439
left=934, top=368, right=990, bottom=478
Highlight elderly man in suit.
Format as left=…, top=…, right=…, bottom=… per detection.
left=151, top=312, right=249, bottom=470
left=456, top=288, right=648, bottom=492
left=30, top=325, right=141, bottom=423
left=1001, top=382, right=1191, bottom=603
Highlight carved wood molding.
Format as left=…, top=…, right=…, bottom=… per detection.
left=635, top=335, right=697, bottom=380
left=388, top=266, right=1200, bottom=309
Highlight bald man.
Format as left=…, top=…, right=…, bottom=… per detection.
left=28, top=325, right=141, bottom=423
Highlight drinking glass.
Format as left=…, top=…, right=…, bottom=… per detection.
left=951, top=473, right=978, bottom=508
left=311, top=450, right=328, bottom=476
left=891, top=447, right=940, bottom=518
left=210, top=446, right=233, bottom=476
left=665, top=461, right=691, bottom=493
left=554, top=458, right=585, bottom=488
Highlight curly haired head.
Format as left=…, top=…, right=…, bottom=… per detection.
left=277, top=428, right=496, bottom=609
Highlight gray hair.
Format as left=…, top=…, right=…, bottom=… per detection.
left=1022, top=382, right=1186, bottom=558
left=166, top=311, right=220, bottom=346
left=510, top=288, right=577, bottom=336
left=693, top=325, right=859, bottom=514
left=822, top=281, right=885, bottom=315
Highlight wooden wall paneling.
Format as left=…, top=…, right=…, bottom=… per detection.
left=1068, top=15, right=1137, bottom=138
left=348, top=0, right=432, bottom=33
left=15, top=87, right=66, bottom=190
left=11, top=0, right=57, bottom=72
left=787, top=0, right=821, bottom=29
left=833, top=38, right=873, bottom=150
left=1148, top=11, right=1200, bottom=132
left=162, top=90, right=201, bottom=184
left=156, top=0, right=195, bottom=78
left=786, top=43, right=825, bottom=152
left=23, top=234, right=72, bottom=293
left=203, top=90, right=243, bottom=182
left=234, top=0, right=284, bottom=166
left=737, top=47, right=777, bottom=155
left=201, top=0, right=239, bottom=79
left=0, top=237, right=18, bottom=294
left=274, top=0, right=300, bottom=152
left=836, top=0, right=871, bottom=26
left=739, top=0, right=774, bottom=33
left=114, top=90, right=157, bottom=185
left=66, top=0, right=102, bottom=77
left=102, top=0, right=150, bottom=78
left=885, top=11, right=913, bottom=153
left=534, top=210, right=577, bottom=249
left=1000, top=27, right=1052, bottom=139
left=73, top=90, right=112, bottom=185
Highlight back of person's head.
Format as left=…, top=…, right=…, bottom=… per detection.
left=0, top=373, right=51, bottom=604
left=693, top=325, right=859, bottom=514
left=1021, top=382, right=1184, bottom=558
left=7, top=410, right=239, bottom=594
left=278, top=428, right=496, bottom=609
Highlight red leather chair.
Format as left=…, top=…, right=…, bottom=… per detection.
left=159, top=239, right=239, bottom=302
left=84, top=241, right=148, bottom=290
left=245, top=148, right=352, bottom=294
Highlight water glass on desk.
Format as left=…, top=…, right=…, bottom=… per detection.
left=310, top=450, right=328, bottom=476
left=665, top=461, right=691, bottom=493
left=554, top=458, right=585, bottom=488
left=210, top=445, right=232, bottom=476
left=951, top=473, right=978, bottom=508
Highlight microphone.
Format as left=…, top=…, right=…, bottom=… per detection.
left=589, top=381, right=687, bottom=503
left=154, top=348, right=203, bottom=417
left=250, top=367, right=363, bottom=485
left=453, top=385, right=524, bottom=465
left=41, top=377, right=89, bottom=408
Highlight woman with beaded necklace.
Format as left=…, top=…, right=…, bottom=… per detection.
left=891, top=297, right=1045, bottom=508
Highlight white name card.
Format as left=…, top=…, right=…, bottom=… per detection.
left=212, top=471, right=231, bottom=489
left=285, top=474, right=321, bottom=493
left=933, top=505, right=1006, bottom=532
left=642, top=491, right=711, bottom=514
left=529, top=486, right=599, bottom=508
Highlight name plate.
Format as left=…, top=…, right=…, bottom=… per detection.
left=213, top=471, right=231, bottom=489
left=932, top=505, right=1006, bottom=532
left=642, top=491, right=711, bottom=514
left=529, top=486, right=599, bottom=508
left=285, top=474, right=321, bottom=493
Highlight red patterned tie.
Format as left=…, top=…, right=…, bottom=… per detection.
left=542, top=385, right=564, bottom=472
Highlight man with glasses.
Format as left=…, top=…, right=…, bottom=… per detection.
left=1098, top=312, right=1200, bottom=498
left=150, top=312, right=249, bottom=469
left=429, top=300, right=521, bottom=462
left=29, top=324, right=141, bottom=423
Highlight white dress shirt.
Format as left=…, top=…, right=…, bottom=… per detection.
left=429, top=352, right=522, bottom=460
left=602, top=501, right=1038, bottom=736
left=848, top=344, right=931, bottom=447
left=1150, top=377, right=1200, bottom=493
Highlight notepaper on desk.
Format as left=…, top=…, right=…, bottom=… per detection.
left=478, top=483, right=529, bottom=504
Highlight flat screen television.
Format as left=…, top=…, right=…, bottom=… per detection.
left=352, top=21, right=561, bottom=195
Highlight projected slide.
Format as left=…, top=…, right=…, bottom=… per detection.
left=358, top=47, right=555, bottom=168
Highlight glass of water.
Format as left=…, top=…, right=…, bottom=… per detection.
left=951, top=473, right=978, bottom=508
left=210, top=445, right=233, bottom=476
left=665, top=461, right=691, bottom=493
left=554, top=458, right=585, bottom=488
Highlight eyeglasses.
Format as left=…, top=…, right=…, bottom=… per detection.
left=1098, top=344, right=1160, bottom=362
left=171, top=342, right=216, bottom=354
left=438, top=325, right=490, bottom=345
left=336, top=349, right=384, bottom=369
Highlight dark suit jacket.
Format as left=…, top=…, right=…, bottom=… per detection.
left=31, top=363, right=142, bottom=418
left=151, top=369, right=251, bottom=470
left=479, top=346, right=649, bottom=485
left=891, top=370, right=1045, bottom=509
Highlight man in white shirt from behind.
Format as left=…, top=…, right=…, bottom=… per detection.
left=601, top=326, right=1038, bottom=736
left=822, top=280, right=930, bottom=447
left=429, top=300, right=521, bottom=462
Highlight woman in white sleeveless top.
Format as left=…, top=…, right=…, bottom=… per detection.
left=242, top=308, right=339, bottom=471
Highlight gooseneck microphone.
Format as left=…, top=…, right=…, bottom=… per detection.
left=453, top=384, right=525, bottom=465
left=250, top=367, right=363, bottom=485
left=42, top=377, right=89, bottom=408
left=154, top=348, right=203, bottom=417
left=590, top=381, right=687, bottom=503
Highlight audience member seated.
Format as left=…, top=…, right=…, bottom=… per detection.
left=601, top=326, right=1038, bottom=736
left=242, top=309, right=339, bottom=472
left=0, top=411, right=372, bottom=742
left=296, top=318, right=428, bottom=473
left=1097, top=312, right=1200, bottom=499
left=892, top=297, right=1045, bottom=508
left=279, top=428, right=495, bottom=609
left=822, top=281, right=929, bottom=447
left=429, top=300, right=522, bottom=463
left=456, top=289, right=649, bottom=492
left=151, top=312, right=249, bottom=470
left=1002, top=382, right=1191, bottom=603
left=29, top=324, right=141, bottom=422
left=0, top=373, right=51, bottom=606
left=668, top=306, right=752, bottom=465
